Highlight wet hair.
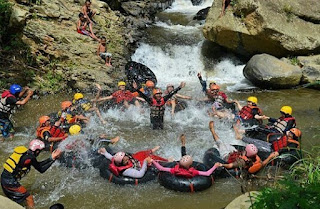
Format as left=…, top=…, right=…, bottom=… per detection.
left=79, top=12, right=84, bottom=18
left=50, top=204, right=64, bottom=209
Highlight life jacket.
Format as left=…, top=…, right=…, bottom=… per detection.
left=206, top=91, right=225, bottom=106
left=3, top=146, right=31, bottom=179
left=227, top=151, right=262, bottom=174
left=141, top=87, right=153, bottom=98
left=272, top=135, right=300, bottom=152
left=273, top=116, right=296, bottom=133
left=36, top=126, right=66, bottom=140
left=73, top=99, right=92, bottom=112
left=108, top=154, right=141, bottom=176
left=150, top=98, right=166, bottom=117
left=58, top=110, right=76, bottom=124
left=113, top=90, right=133, bottom=104
left=0, top=91, right=16, bottom=115
left=239, top=105, right=262, bottom=120
left=171, top=164, right=198, bottom=178
left=36, top=126, right=51, bottom=140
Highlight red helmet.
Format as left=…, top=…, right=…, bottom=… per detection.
left=179, top=155, right=193, bottom=168
left=29, top=139, right=45, bottom=151
left=245, top=144, right=258, bottom=157
left=113, top=152, right=125, bottom=164
left=39, top=116, right=50, bottom=125
left=145, top=80, right=155, bottom=88
left=61, top=101, right=72, bottom=110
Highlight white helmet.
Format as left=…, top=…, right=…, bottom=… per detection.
left=29, top=139, right=45, bottom=151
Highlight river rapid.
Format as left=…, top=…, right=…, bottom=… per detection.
left=1, top=0, right=320, bottom=208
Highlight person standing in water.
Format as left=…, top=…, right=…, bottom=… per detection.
left=133, top=81, right=186, bottom=129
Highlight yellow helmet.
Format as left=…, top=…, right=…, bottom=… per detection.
left=69, top=125, right=81, bottom=135
left=118, top=81, right=126, bottom=87
left=74, top=93, right=84, bottom=101
left=280, top=106, right=292, bottom=115
left=247, top=96, right=258, bottom=104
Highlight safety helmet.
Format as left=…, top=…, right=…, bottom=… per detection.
left=61, top=101, right=72, bottom=110
left=153, top=89, right=162, bottom=95
left=166, top=84, right=174, bottom=89
left=289, top=128, right=301, bottom=138
left=210, top=84, right=220, bottom=90
left=118, top=81, right=126, bottom=87
left=209, top=81, right=216, bottom=85
left=39, top=116, right=50, bottom=125
left=245, top=144, right=258, bottom=157
left=247, top=96, right=258, bottom=105
left=69, top=125, right=81, bottom=135
left=179, top=155, right=193, bottom=168
left=145, top=80, right=155, bottom=88
left=74, top=93, right=84, bottom=101
left=9, top=84, right=22, bottom=95
left=113, top=152, right=126, bottom=164
left=280, top=106, right=292, bottom=115
left=29, top=139, right=45, bottom=151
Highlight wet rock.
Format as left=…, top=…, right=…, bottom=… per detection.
left=298, top=55, right=320, bottom=88
left=9, top=6, right=29, bottom=30
left=225, top=192, right=258, bottom=209
left=0, top=195, right=24, bottom=209
left=203, top=0, right=320, bottom=57
left=243, top=54, right=302, bottom=89
left=191, top=0, right=203, bottom=6
left=193, top=7, right=210, bottom=20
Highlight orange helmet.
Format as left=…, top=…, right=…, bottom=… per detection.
left=289, top=128, right=301, bottom=138
left=153, top=89, right=162, bottom=95
left=61, top=101, right=72, bottom=110
left=145, top=80, right=155, bottom=88
left=210, top=84, right=220, bottom=90
left=39, top=116, right=50, bottom=125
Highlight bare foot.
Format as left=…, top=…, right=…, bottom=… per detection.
left=180, top=134, right=186, bottom=146
left=151, top=146, right=160, bottom=153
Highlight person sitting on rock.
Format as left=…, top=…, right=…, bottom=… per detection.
left=209, top=121, right=263, bottom=174
left=81, top=0, right=96, bottom=24
left=97, top=37, right=112, bottom=67
left=76, top=13, right=99, bottom=41
left=152, top=134, right=218, bottom=178
left=164, top=84, right=192, bottom=116
left=95, top=81, right=142, bottom=109
left=0, top=84, right=33, bottom=141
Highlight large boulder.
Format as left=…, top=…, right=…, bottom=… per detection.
left=191, top=0, right=203, bottom=6
left=0, top=195, right=24, bottom=209
left=193, top=7, right=210, bottom=21
left=243, top=54, right=302, bottom=89
left=9, top=5, right=29, bottom=29
left=298, top=55, right=320, bottom=89
left=225, top=192, right=258, bottom=209
left=203, top=0, right=320, bottom=57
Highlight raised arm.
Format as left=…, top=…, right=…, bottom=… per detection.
left=163, top=82, right=185, bottom=102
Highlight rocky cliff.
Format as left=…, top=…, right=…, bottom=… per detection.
left=203, top=0, right=320, bottom=58
left=1, top=0, right=173, bottom=93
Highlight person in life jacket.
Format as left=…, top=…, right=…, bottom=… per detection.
left=0, top=84, right=34, bottom=141
left=164, top=84, right=192, bottom=116
left=132, top=80, right=156, bottom=99
left=95, top=81, right=142, bottom=110
left=36, top=116, right=68, bottom=152
left=1, top=139, right=62, bottom=208
left=262, top=128, right=302, bottom=167
left=209, top=121, right=263, bottom=174
left=59, top=101, right=89, bottom=128
left=72, top=84, right=106, bottom=124
left=134, top=81, right=186, bottom=129
left=152, top=134, right=218, bottom=178
left=98, top=145, right=167, bottom=178
left=197, top=72, right=216, bottom=93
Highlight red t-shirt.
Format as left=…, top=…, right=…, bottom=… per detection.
left=112, top=90, right=134, bottom=103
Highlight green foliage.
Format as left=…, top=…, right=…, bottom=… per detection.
left=253, top=148, right=320, bottom=209
left=230, top=0, right=239, bottom=7
left=37, top=70, right=64, bottom=92
left=289, top=56, right=299, bottom=66
left=283, top=4, right=294, bottom=21
left=0, top=0, right=12, bottom=44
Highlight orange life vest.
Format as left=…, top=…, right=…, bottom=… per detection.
left=227, top=151, right=262, bottom=174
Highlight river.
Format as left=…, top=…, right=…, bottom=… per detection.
left=1, top=0, right=320, bottom=208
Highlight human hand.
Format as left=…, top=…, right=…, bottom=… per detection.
left=179, top=82, right=186, bottom=88
left=197, top=72, right=201, bottom=78
left=27, top=89, right=34, bottom=96
left=51, top=149, right=62, bottom=160
left=214, top=162, right=222, bottom=167
left=95, top=83, right=102, bottom=90
left=111, top=136, right=120, bottom=144
left=180, top=134, right=186, bottom=146
left=146, top=157, right=153, bottom=164
left=133, top=81, right=138, bottom=89
left=98, top=147, right=106, bottom=154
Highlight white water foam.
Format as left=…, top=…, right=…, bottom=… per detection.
left=166, top=0, right=214, bottom=14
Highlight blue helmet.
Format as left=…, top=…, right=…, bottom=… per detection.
left=9, top=84, right=22, bottom=95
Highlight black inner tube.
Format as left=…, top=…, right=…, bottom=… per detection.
left=125, top=61, right=157, bottom=87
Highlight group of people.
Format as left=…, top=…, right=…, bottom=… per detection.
left=76, top=0, right=112, bottom=66
left=0, top=71, right=302, bottom=207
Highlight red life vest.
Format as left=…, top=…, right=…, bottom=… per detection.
left=227, top=151, right=262, bottom=174
left=109, top=158, right=134, bottom=176
left=239, top=105, right=262, bottom=120
left=272, top=135, right=300, bottom=152
left=150, top=98, right=166, bottom=117
left=171, top=164, right=198, bottom=178
left=36, top=126, right=66, bottom=140
left=0, top=90, right=16, bottom=115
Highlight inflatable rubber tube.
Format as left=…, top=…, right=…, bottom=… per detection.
left=125, top=61, right=157, bottom=87
left=158, top=161, right=214, bottom=192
